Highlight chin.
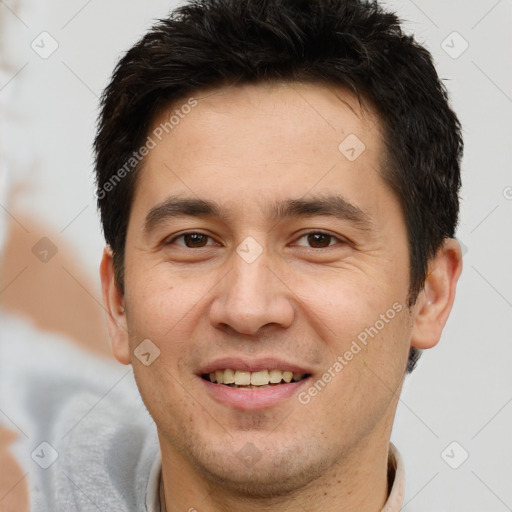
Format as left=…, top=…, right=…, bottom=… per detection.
left=187, top=440, right=334, bottom=499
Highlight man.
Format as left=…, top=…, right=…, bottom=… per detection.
left=95, top=0, right=463, bottom=510
left=3, top=0, right=463, bottom=510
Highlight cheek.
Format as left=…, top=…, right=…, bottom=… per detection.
left=294, top=268, right=411, bottom=386
left=124, top=264, right=204, bottom=340
left=131, top=361, right=202, bottom=443
left=294, top=267, right=401, bottom=335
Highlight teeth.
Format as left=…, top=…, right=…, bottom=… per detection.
left=207, top=369, right=306, bottom=386
left=269, top=369, right=282, bottom=383
left=251, top=370, right=269, bottom=386
left=223, top=368, right=235, bottom=384
left=234, top=371, right=251, bottom=386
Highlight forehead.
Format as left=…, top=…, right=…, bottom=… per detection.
left=134, top=81, right=390, bottom=218
left=150, top=81, right=381, bottom=155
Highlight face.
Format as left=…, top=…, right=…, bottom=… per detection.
left=105, top=82, right=417, bottom=494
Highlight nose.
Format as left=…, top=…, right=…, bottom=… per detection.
left=209, top=249, right=295, bottom=336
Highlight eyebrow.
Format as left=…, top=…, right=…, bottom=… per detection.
left=144, top=194, right=373, bottom=234
left=267, top=195, right=373, bottom=231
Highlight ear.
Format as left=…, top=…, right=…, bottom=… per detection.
left=410, top=238, right=463, bottom=350
left=99, top=247, right=131, bottom=365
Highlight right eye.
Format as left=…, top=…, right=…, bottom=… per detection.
left=165, top=232, right=218, bottom=248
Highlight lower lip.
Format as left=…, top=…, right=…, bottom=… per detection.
left=199, top=376, right=309, bottom=410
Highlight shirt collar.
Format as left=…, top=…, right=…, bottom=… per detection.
left=382, top=442, right=406, bottom=512
left=146, top=443, right=405, bottom=512
left=145, top=451, right=162, bottom=512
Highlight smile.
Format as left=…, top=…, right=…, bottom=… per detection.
left=202, top=369, right=309, bottom=388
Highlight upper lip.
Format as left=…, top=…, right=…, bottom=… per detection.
left=197, top=357, right=312, bottom=375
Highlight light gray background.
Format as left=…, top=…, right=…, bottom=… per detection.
left=1, top=1, right=511, bottom=510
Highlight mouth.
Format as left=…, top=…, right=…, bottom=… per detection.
left=201, top=369, right=310, bottom=389
left=197, top=358, right=313, bottom=409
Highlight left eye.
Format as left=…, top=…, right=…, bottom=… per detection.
left=169, top=233, right=216, bottom=248
left=294, top=232, right=342, bottom=249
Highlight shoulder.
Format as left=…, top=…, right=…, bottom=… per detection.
left=0, top=311, right=159, bottom=511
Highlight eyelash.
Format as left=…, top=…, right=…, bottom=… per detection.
left=166, top=231, right=345, bottom=249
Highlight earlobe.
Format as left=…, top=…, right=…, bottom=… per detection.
left=410, top=238, right=463, bottom=350
left=99, top=247, right=131, bottom=365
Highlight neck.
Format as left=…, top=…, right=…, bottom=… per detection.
left=158, top=432, right=391, bottom=512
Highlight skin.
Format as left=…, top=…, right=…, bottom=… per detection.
left=100, top=82, right=462, bottom=512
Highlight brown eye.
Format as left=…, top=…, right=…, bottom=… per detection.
left=306, top=233, right=333, bottom=248
left=182, top=233, right=209, bottom=247
left=294, top=231, right=341, bottom=249
left=169, top=233, right=213, bottom=248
